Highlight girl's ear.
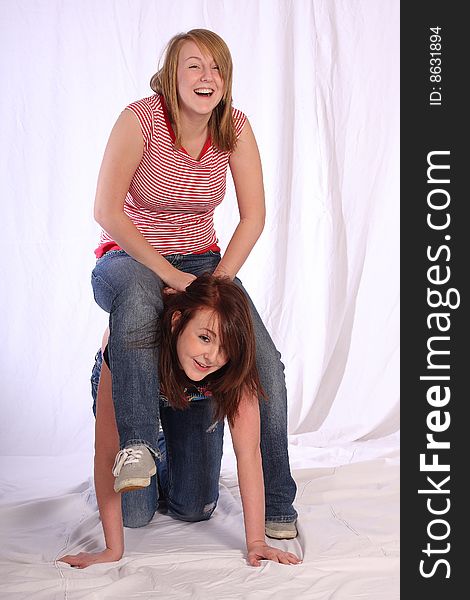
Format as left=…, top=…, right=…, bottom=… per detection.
left=171, top=311, right=181, bottom=332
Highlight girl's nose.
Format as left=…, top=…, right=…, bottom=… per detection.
left=200, top=66, right=213, bottom=81
left=204, top=345, right=219, bottom=363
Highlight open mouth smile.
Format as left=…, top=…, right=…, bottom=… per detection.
left=194, top=88, right=214, bottom=97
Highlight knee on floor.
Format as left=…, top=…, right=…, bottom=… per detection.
left=123, top=511, right=155, bottom=529
left=171, top=500, right=217, bottom=523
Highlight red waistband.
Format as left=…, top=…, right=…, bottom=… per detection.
left=94, top=241, right=220, bottom=259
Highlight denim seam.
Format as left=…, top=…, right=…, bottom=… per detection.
left=100, top=249, right=127, bottom=259
left=265, top=516, right=298, bottom=523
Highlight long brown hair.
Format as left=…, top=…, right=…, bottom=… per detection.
left=159, top=274, right=264, bottom=426
left=150, top=29, right=237, bottom=153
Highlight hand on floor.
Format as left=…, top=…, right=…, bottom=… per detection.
left=58, top=548, right=122, bottom=569
left=247, top=541, right=302, bottom=567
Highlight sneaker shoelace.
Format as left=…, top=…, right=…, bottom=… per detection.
left=112, top=448, right=144, bottom=477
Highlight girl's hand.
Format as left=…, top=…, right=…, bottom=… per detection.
left=58, top=548, right=122, bottom=569
left=162, top=269, right=196, bottom=293
left=247, top=541, right=302, bottom=567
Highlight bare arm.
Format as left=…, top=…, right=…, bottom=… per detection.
left=94, top=110, right=195, bottom=291
left=229, top=395, right=301, bottom=566
left=59, top=331, right=124, bottom=568
left=213, top=119, right=266, bottom=280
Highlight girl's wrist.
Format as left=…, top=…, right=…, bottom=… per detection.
left=213, top=265, right=234, bottom=280
left=152, top=261, right=175, bottom=280
left=247, top=539, right=266, bottom=547
left=106, top=546, right=123, bottom=560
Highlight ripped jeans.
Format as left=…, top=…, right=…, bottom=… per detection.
left=91, top=349, right=224, bottom=527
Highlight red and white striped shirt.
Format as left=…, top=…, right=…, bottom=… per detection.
left=95, top=94, right=247, bottom=258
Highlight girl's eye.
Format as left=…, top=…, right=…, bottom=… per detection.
left=199, top=335, right=210, bottom=343
left=212, top=65, right=219, bottom=71
left=189, top=64, right=200, bottom=69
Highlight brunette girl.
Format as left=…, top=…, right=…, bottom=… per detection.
left=60, top=275, right=301, bottom=568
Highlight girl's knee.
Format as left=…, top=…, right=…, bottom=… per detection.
left=123, top=510, right=155, bottom=528
left=170, top=499, right=218, bottom=522
left=121, top=486, right=157, bottom=528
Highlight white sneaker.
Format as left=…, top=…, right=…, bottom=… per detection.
left=265, top=520, right=298, bottom=539
left=112, top=445, right=156, bottom=493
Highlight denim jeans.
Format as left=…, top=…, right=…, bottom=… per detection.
left=91, top=250, right=297, bottom=522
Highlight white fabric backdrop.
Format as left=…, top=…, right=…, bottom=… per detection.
left=0, top=0, right=399, bottom=456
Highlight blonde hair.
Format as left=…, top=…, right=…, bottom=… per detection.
left=150, top=29, right=237, bottom=152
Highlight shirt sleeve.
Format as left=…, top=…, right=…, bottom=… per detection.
left=232, top=107, right=247, bottom=139
left=125, top=96, right=154, bottom=152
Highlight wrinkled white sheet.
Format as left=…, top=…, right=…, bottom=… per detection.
left=0, top=437, right=399, bottom=599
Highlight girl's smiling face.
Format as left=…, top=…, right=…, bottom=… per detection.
left=176, top=40, right=224, bottom=119
left=175, top=308, right=228, bottom=381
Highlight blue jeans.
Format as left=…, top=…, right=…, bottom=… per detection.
left=92, top=349, right=223, bottom=526
left=91, top=250, right=297, bottom=522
